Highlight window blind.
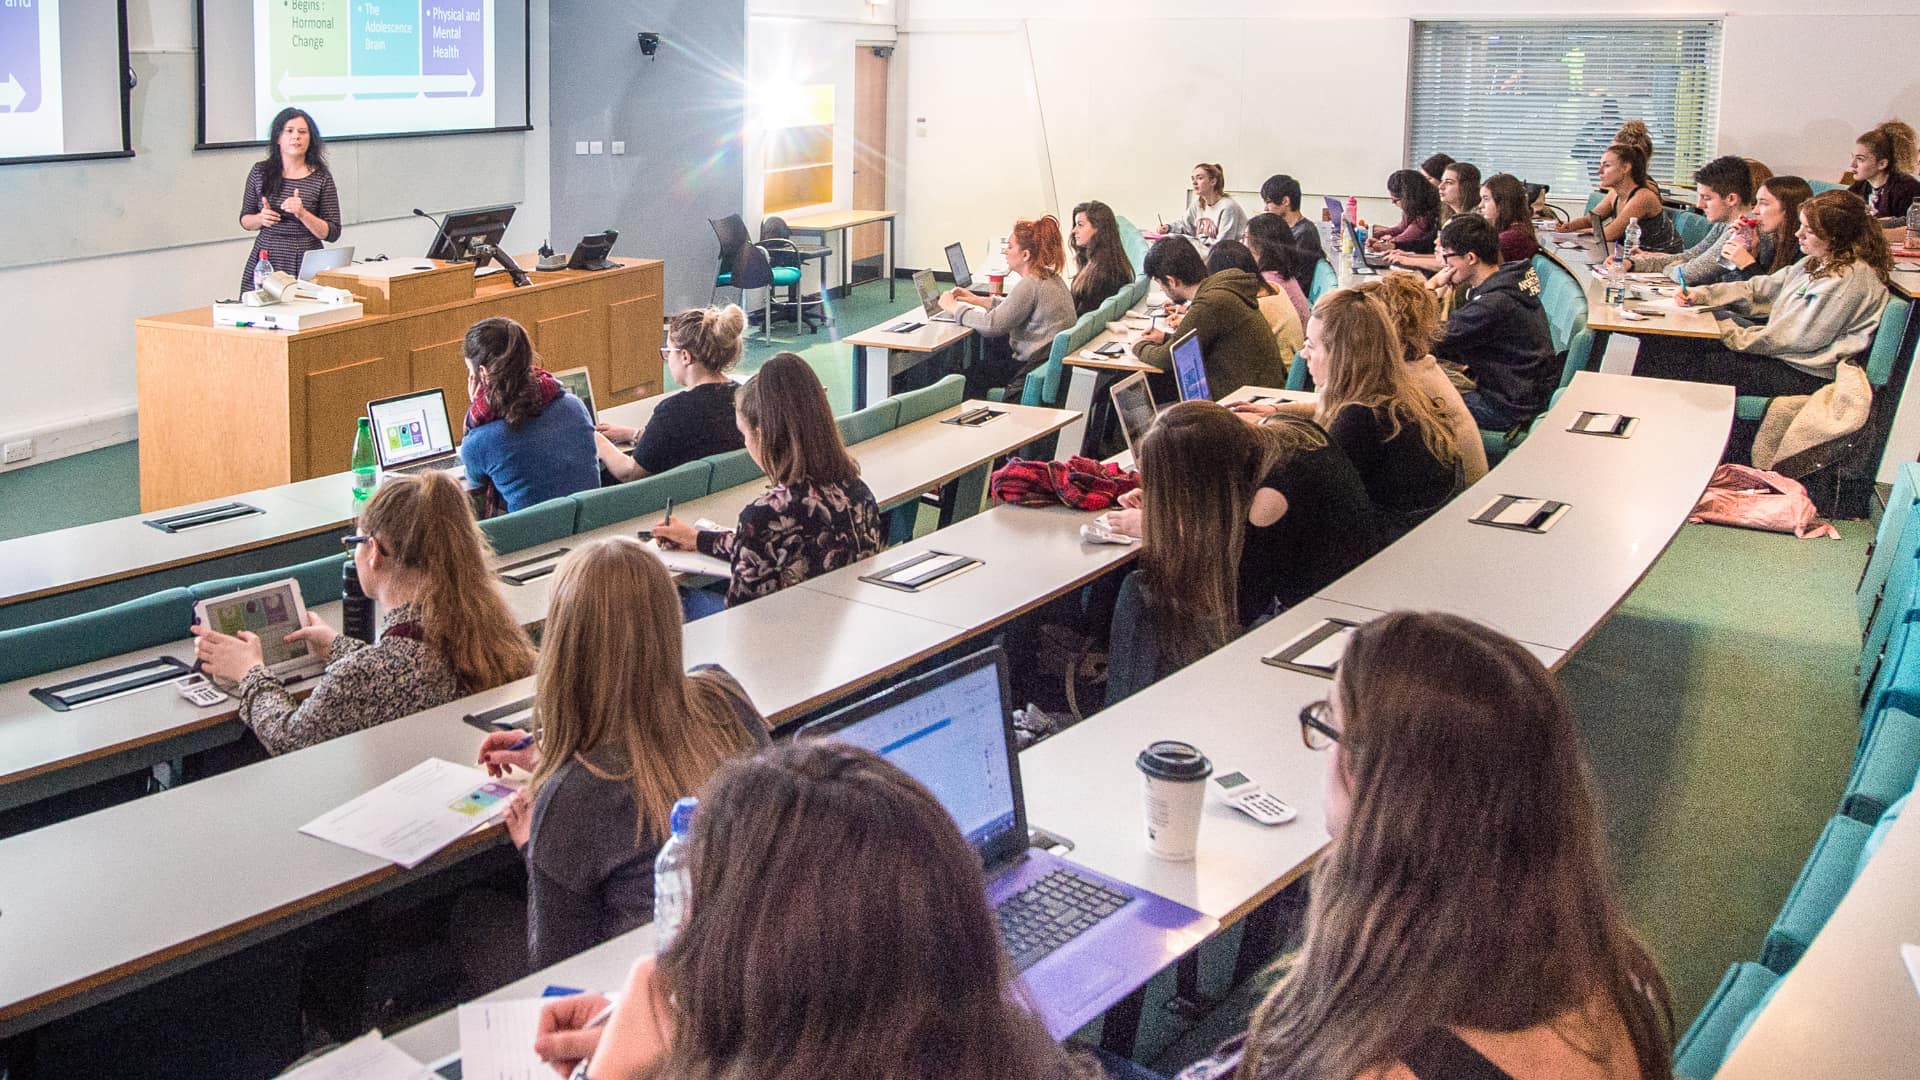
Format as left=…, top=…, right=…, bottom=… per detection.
left=1407, top=20, right=1722, bottom=203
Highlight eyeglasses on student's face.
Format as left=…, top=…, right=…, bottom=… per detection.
left=659, top=344, right=685, bottom=361
left=341, top=533, right=386, bottom=556
left=1300, top=700, right=1341, bottom=750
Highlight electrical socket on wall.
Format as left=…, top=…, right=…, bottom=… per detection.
left=3, top=439, right=33, bottom=464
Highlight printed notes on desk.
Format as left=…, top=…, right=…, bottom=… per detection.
left=300, top=758, right=517, bottom=869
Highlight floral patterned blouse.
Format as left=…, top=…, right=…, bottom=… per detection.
left=236, top=603, right=462, bottom=755
left=695, top=478, right=886, bottom=606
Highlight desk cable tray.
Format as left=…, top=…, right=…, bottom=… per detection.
left=1568, top=411, right=1639, bottom=438
left=1470, top=494, right=1570, bottom=534
left=144, top=502, right=265, bottom=533
left=1262, top=618, right=1362, bottom=677
left=942, top=406, right=1004, bottom=427
left=463, top=695, right=534, bottom=734
left=857, top=550, right=982, bottom=592
left=31, top=656, right=194, bottom=712
left=496, top=547, right=570, bottom=585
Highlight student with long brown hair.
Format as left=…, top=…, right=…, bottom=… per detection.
left=474, top=537, right=766, bottom=968
left=1480, top=172, right=1542, bottom=263
left=533, top=741, right=1102, bottom=1080
left=1367, top=168, right=1443, bottom=255
left=595, top=305, right=748, bottom=481
left=938, top=215, right=1076, bottom=398
left=1307, top=289, right=1463, bottom=540
left=1556, top=144, right=1681, bottom=253
left=1178, top=611, right=1675, bottom=1080
left=1722, top=175, right=1813, bottom=276
left=1104, top=403, right=1378, bottom=699
left=1848, top=121, right=1920, bottom=222
left=1068, top=200, right=1136, bottom=316
left=1244, top=213, right=1315, bottom=325
left=192, top=471, right=536, bottom=754
left=459, top=316, right=601, bottom=515
left=655, top=354, right=884, bottom=606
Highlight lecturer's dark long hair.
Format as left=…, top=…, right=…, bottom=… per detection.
left=260, top=107, right=328, bottom=200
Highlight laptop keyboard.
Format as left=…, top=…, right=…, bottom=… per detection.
left=996, top=867, right=1134, bottom=972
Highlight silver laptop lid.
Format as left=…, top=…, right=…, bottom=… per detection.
left=298, top=246, right=354, bottom=281
left=945, top=242, right=972, bottom=288
left=913, top=269, right=941, bottom=317
left=552, top=367, right=596, bottom=423
left=1109, top=371, right=1158, bottom=457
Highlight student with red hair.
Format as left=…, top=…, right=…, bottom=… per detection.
left=937, top=215, right=1076, bottom=398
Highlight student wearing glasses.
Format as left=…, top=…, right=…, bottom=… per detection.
left=1258, top=174, right=1326, bottom=263
left=1366, top=169, right=1443, bottom=255
left=595, top=305, right=748, bottom=482
left=191, top=472, right=537, bottom=754
left=654, top=354, right=885, bottom=608
left=532, top=741, right=1104, bottom=1080
left=1429, top=215, right=1559, bottom=434
left=1171, top=612, right=1676, bottom=1080
left=474, top=538, right=767, bottom=970
left=457, top=317, right=602, bottom=516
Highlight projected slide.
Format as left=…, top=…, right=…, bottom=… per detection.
left=0, top=0, right=66, bottom=160
left=252, top=0, right=496, bottom=139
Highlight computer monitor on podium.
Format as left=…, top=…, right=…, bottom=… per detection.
left=427, top=204, right=517, bottom=267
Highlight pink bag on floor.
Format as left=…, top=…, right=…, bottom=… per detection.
left=1689, top=463, right=1840, bottom=539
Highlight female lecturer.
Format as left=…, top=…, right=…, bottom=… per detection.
left=238, top=107, right=342, bottom=295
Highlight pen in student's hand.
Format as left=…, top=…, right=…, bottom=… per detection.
left=662, top=498, right=673, bottom=526
left=511, top=734, right=534, bottom=751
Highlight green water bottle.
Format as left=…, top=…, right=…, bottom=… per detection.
left=351, top=417, right=377, bottom=505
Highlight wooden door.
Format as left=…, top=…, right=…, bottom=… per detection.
left=852, top=46, right=890, bottom=263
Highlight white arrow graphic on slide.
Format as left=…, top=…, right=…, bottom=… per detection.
left=0, top=75, right=25, bottom=111
left=278, top=70, right=477, bottom=98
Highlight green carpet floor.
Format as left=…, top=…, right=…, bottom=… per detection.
left=0, top=277, right=1877, bottom=1062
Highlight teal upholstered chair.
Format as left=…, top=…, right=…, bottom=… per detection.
left=1671, top=208, right=1712, bottom=249
left=1584, top=190, right=1605, bottom=215
left=1760, top=813, right=1872, bottom=971
left=0, top=588, right=198, bottom=684
left=703, top=448, right=764, bottom=492
left=1737, top=297, right=1909, bottom=424
left=1007, top=307, right=1105, bottom=409
left=1116, top=216, right=1149, bottom=274
left=1674, top=962, right=1780, bottom=1079
left=1859, top=463, right=1920, bottom=631
left=1285, top=352, right=1310, bottom=391
left=894, top=373, right=966, bottom=425
left=1308, top=260, right=1338, bottom=304
left=836, top=398, right=900, bottom=445
left=571, top=460, right=713, bottom=532
left=189, top=553, right=351, bottom=609
left=1807, top=178, right=1846, bottom=194
left=1861, top=489, right=1920, bottom=708
left=478, top=497, right=579, bottom=556
left=1841, top=705, right=1920, bottom=823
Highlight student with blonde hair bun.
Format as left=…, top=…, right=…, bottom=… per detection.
left=1848, top=121, right=1920, bottom=222
left=1306, top=289, right=1463, bottom=540
left=192, top=471, right=537, bottom=754
left=475, top=537, right=767, bottom=968
left=596, top=304, right=749, bottom=481
left=654, top=353, right=885, bottom=607
left=1178, top=611, right=1675, bottom=1080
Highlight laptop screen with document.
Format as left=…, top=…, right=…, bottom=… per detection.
left=367, top=389, right=457, bottom=469
left=1110, top=371, right=1158, bottom=456
left=800, top=649, right=1027, bottom=868
left=913, top=268, right=943, bottom=317
left=1170, top=330, right=1211, bottom=401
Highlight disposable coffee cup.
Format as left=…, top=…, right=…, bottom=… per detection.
left=1137, top=740, right=1212, bottom=860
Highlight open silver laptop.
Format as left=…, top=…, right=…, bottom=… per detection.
left=1109, top=371, right=1159, bottom=458
left=366, top=388, right=461, bottom=475
left=915, top=268, right=960, bottom=322
left=298, top=245, right=354, bottom=281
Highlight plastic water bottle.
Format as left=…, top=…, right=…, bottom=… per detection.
left=1622, top=218, right=1642, bottom=257
left=1906, top=203, right=1920, bottom=251
left=653, top=797, right=698, bottom=953
left=1345, top=196, right=1360, bottom=237
left=341, top=560, right=375, bottom=644
left=253, top=252, right=274, bottom=291
left=351, top=417, right=377, bottom=505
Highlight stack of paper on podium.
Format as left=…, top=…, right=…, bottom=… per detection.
left=212, top=298, right=364, bottom=332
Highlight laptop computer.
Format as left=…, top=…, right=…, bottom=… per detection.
left=298, top=245, right=354, bottom=281
left=1110, top=371, right=1159, bottom=457
left=914, top=268, right=961, bottom=322
left=551, top=366, right=597, bottom=423
left=1324, top=195, right=1346, bottom=230
left=1169, top=329, right=1212, bottom=402
left=946, top=242, right=980, bottom=291
left=800, top=648, right=1214, bottom=1038
left=366, top=388, right=461, bottom=475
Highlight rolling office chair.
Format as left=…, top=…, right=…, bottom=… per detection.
left=709, top=215, right=820, bottom=336
left=761, top=216, right=832, bottom=331
left=708, top=214, right=755, bottom=305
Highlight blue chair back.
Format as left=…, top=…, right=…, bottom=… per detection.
left=894, top=373, right=966, bottom=425
left=1285, top=352, right=1310, bottom=391
left=1861, top=462, right=1920, bottom=630
left=1673, top=962, right=1780, bottom=1080
left=1585, top=190, right=1605, bottom=214
left=571, top=460, right=713, bottom=532
left=704, top=447, right=764, bottom=491
left=1863, top=296, right=1911, bottom=389
left=1307, top=260, right=1338, bottom=303
left=1115, top=216, right=1149, bottom=274
left=1020, top=308, right=1108, bottom=407
left=836, top=398, right=900, bottom=444
left=1671, top=208, right=1712, bottom=249
left=1807, top=179, right=1846, bottom=194
left=1530, top=254, right=1586, bottom=358
left=478, top=496, right=579, bottom=555
left=0, top=588, right=198, bottom=684
left=189, top=552, right=351, bottom=608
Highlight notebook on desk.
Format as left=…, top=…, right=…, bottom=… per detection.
left=800, top=648, right=1214, bottom=1038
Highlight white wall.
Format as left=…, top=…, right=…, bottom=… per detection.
left=0, top=0, right=551, bottom=471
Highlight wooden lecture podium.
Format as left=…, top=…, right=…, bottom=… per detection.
left=133, top=256, right=664, bottom=511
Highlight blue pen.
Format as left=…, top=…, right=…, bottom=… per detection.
left=1676, top=266, right=1688, bottom=302
left=511, top=734, right=534, bottom=751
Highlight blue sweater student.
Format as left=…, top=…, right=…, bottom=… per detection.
left=459, top=318, right=601, bottom=515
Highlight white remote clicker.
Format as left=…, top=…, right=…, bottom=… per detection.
left=1212, top=771, right=1297, bottom=825
left=175, top=673, right=230, bottom=708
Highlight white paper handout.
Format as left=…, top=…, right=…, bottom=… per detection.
left=458, top=997, right=578, bottom=1080
left=300, top=758, right=516, bottom=869
left=646, top=518, right=733, bottom=578
left=275, top=1032, right=430, bottom=1080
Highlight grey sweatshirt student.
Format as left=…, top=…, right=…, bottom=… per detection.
left=1687, top=258, right=1891, bottom=378
left=1166, top=196, right=1249, bottom=244
left=1633, top=220, right=1735, bottom=285
left=956, top=271, right=1076, bottom=368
